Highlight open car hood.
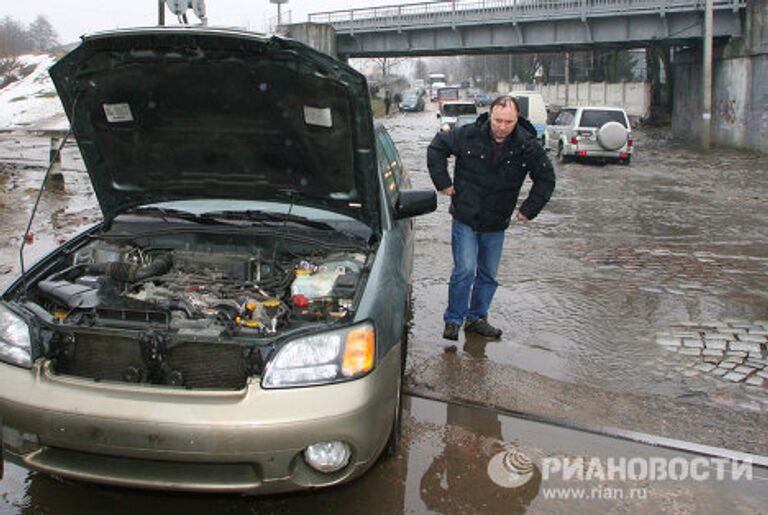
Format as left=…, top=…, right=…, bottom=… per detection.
left=50, top=28, right=380, bottom=232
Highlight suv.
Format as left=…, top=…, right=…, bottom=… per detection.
left=544, top=106, right=633, bottom=165
left=438, top=101, right=478, bottom=131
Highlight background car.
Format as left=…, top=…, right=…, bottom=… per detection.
left=0, top=27, right=436, bottom=495
left=468, top=89, right=494, bottom=107
left=438, top=101, right=478, bottom=131
left=398, top=91, right=425, bottom=112
left=544, top=106, right=633, bottom=165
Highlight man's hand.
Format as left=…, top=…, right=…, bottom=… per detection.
left=516, top=211, right=529, bottom=222
left=440, top=186, right=455, bottom=196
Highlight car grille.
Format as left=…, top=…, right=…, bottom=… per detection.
left=53, top=332, right=251, bottom=390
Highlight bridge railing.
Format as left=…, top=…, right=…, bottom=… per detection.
left=308, top=0, right=745, bottom=31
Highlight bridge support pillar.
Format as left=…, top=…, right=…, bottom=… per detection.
left=278, top=23, right=339, bottom=59
left=671, top=0, right=768, bottom=153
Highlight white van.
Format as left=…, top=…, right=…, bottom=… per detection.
left=508, top=91, right=547, bottom=139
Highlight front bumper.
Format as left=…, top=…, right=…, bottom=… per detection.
left=0, top=346, right=400, bottom=494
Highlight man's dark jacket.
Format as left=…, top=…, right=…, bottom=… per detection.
left=427, top=112, right=556, bottom=232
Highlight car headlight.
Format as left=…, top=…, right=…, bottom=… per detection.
left=441, top=123, right=451, bottom=132
left=262, top=322, right=375, bottom=388
left=0, top=304, right=32, bottom=368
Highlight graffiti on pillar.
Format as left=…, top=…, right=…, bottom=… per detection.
left=714, top=98, right=737, bottom=125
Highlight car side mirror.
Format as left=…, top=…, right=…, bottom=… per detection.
left=394, top=189, right=437, bottom=220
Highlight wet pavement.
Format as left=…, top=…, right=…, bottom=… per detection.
left=2, top=396, right=767, bottom=514
left=1, top=104, right=768, bottom=511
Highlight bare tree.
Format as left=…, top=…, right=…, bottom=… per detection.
left=369, top=56, right=408, bottom=78
left=0, top=16, right=28, bottom=57
left=28, top=15, right=59, bottom=52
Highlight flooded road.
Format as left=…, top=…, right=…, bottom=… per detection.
left=1, top=104, right=768, bottom=511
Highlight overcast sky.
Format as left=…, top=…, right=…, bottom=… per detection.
left=2, top=0, right=417, bottom=45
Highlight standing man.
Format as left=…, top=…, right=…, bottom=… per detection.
left=384, top=89, right=392, bottom=116
left=427, top=96, right=555, bottom=341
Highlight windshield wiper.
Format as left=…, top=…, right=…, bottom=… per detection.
left=125, top=206, right=231, bottom=225
left=206, top=210, right=337, bottom=231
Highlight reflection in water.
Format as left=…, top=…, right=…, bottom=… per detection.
left=418, top=403, right=541, bottom=514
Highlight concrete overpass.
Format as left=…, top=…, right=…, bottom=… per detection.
left=307, top=0, right=747, bottom=57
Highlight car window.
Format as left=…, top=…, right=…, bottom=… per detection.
left=579, top=110, right=628, bottom=128
left=376, top=130, right=403, bottom=206
left=515, top=96, right=530, bottom=118
left=443, top=104, right=478, bottom=117
left=555, top=111, right=574, bottom=125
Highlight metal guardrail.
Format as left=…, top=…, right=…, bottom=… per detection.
left=308, top=0, right=746, bottom=31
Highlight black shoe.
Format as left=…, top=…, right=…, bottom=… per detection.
left=465, top=318, right=502, bottom=338
left=443, top=322, right=461, bottom=341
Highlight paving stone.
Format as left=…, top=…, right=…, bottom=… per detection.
left=682, top=370, right=700, bottom=377
left=757, top=370, right=768, bottom=379
left=671, top=332, right=701, bottom=339
left=748, top=352, right=765, bottom=360
left=728, top=328, right=748, bottom=334
left=694, top=363, right=717, bottom=373
left=718, top=361, right=738, bottom=370
left=703, top=356, right=722, bottom=364
left=666, top=288, right=685, bottom=295
left=682, top=338, right=705, bottom=348
left=733, top=366, right=757, bottom=377
left=723, top=318, right=751, bottom=324
left=703, top=333, right=730, bottom=341
left=729, top=323, right=755, bottom=330
left=656, top=336, right=682, bottom=347
left=678, top=348, right=701, bottom=356
left=703, top=340, right=727, bottom=350
left=729, top=342, right=762, bottom=353
left=747, top=329, right=768, bottom=336
left=746, top=360, right=766, bottom=370
left=738, top=334, right=768, bottom=343
left=724, top=372, right=747, bottom=382
left=724, top=353, right=746, bottom=361
left=745, top=376, right=765, bottom=387
left=702, top=349, right=724, bottom=357
left=711, top=368, right=729, bottom=376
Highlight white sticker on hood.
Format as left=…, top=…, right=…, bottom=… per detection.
left=103, top=103, right=134, bottom=123
left=303, top=106, right=332, bottom=128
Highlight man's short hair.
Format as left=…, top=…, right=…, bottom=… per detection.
left=490, top=95, right=520, bottom=114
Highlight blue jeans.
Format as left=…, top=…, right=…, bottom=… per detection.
left=444, top=218, right=505, bottom=325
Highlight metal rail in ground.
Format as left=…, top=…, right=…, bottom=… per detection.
left=403, top=387, right=768, bottom=469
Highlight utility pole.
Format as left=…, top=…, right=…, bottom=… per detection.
left=158, top=0, right=165, bottom=26
left=701, top=0, right=713, bottom=150
left=564, top=52, right=570, bottom=106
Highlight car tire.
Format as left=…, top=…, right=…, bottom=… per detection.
left=597, top=121, right=628, bottom=151
left=557, top=142, right=571, bottom=164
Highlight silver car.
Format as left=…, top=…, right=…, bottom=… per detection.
left=544, top=106, right=633, bottom=165
left=0, top=27, right=436, bottom=494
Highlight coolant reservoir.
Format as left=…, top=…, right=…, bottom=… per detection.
left=290, top=267, right=346, bottom=300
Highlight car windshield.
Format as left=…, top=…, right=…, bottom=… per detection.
left=580, top=110, right=628, bottom=128
left=443, top=104, right=477, bottom=116
left=403, top=95, right=418, bottom=101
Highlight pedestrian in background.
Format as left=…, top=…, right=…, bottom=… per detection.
left=427, top=96, right=556, bottom=341
left=384, top=89, right=392, bottom=116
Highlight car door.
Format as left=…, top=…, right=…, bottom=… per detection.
left=546, top=108, right=576, bottom=149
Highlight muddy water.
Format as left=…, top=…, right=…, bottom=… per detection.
left=383, top=107, right=768, bottom=404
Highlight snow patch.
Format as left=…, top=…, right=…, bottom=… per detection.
left=0, top=54, right=67, bottom=131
